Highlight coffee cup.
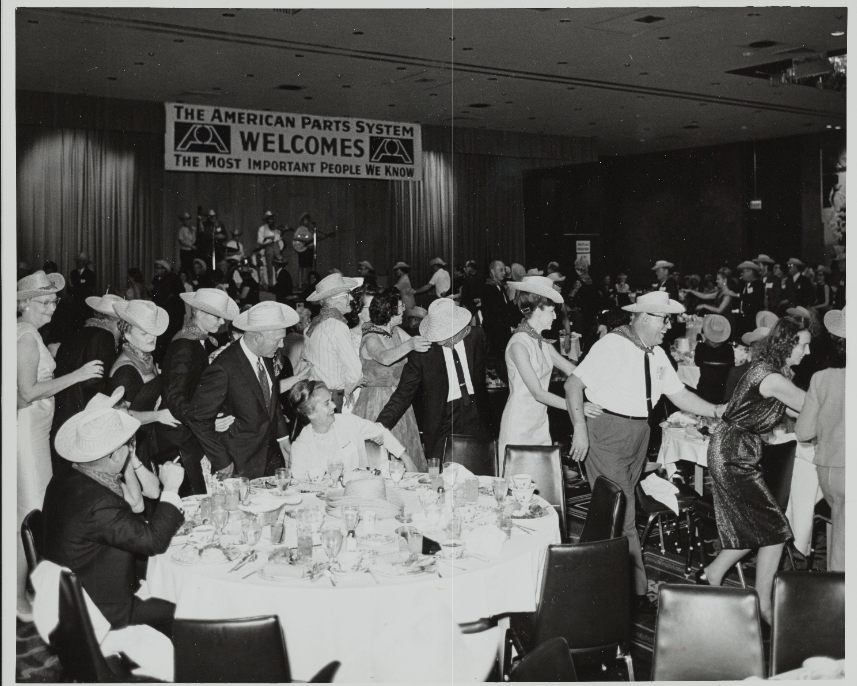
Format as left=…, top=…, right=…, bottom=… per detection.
left=336, top=550, right=360, bottom=572
left=439, top=539, right=465, bottom=559
left=189, top=525, right=215, bottom=545
left=512, top=473, right=532, bottom=489
left=512, top=487, right=535, bottom=507
left=307, top=467, right=325, bottom=483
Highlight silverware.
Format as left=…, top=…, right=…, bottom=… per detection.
left=468, top=552, right=489, bottom=562
left=512, top=522, right=535, bottom=534
left=367, top=568, right=381, bottom=585
left=324, top=569, right=337, bottom=587
left=242, top=569, right=259, bottom=579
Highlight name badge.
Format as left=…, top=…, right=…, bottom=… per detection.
left=766, top=282, right=773, bottom=289
left=80, top=279, right=86, bottom=283
left=657, top=366, right=666, bottom=380
left=747, top=286, right=753, bottom=294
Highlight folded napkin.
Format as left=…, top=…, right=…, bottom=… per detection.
left=463, top=525, right=506, bottom=560
left=640, top=473, right=680, bottom=515
left=442, top=463, right=474, bottom=487
left=666, top=411, right=698, bottom=427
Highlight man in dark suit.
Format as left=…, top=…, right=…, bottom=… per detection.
left=44, top=402, right=185, bottom=634
left=186, top=301, right=298, bottom=479
left=782, top=257, right=816, bottom=311
left=160, top=288, right=239, bottom=493
left=736, top=260, right=766, bottom=338
left=377, top=298, right=490, bottom=462
left=651, top=260, right=680, bottom=300
left=480, top=260, right=519, bottom=383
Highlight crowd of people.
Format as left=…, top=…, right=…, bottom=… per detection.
left=16, top=240, right=845, bottom=662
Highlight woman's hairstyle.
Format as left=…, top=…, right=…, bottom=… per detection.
left=288, top=380, right=329, bottom=420
left=716, top=267, right=732, bottom=281
left=829, top=334, right=846, bottom=368
left=127, top=267, right=145, bottom=284
left=804, top=306, right=823, bottom=337
left=307, top=270, right=321, bottom=285
left=515, top=290, right=554, bottom=317
left=396, top=265, right=410, bottom=274
left=344, top=284, right=377, bottom=328
left=599, top=307, right=631, bottom=332
left=755, top=317, right=806, bottom=371
left=369, top=287, right=402, bottom=326
left=118, top=319, right=135, bottom=337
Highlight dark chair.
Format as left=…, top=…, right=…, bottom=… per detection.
left=173, top=615, right=339, bottom=683
left=510, top=637, right=577, bottom=682
left=651, top=584, right=765, bottom=681
left=770, top=571, right=845, bottom=676
left=49, top=570, right=155, bottom=682
left=805, top=498, right=832, bottom=571
left=504, top=445, right=567, bottom=541
left=635, top=480, right=705, bottom=575
left=21, top=509, right=44, bottom=594
left=442, top=434, right=498, bottom=477
left=308, top=660, right=341, bottom=683
left=577, top=476, right=625, bottom=543
left=509, top=537, right=634, bottom=680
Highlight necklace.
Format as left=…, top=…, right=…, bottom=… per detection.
left=514, top=320, right=556, bottom=345
left=122, top=340, right=155, bottom=376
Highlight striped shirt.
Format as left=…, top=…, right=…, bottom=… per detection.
left=303, top=317, right=363, bottom=390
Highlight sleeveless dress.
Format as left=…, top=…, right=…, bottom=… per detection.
left=498, top=331, right=553, bottom=460
left=17, top=322, right=56, bottom=527
left=706, top=362, right=793, bottom=549
left=352, top=328, right=427, bottom=472
left=109, top=363, right=165, bottom=468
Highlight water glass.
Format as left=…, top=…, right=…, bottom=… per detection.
left=242, top=515, right=262, bottom=546
left=389, top=460, right=406, bottom=488
left=343, top=505, right=359, bottom=532
left=270, top=521, right=285, bottom=545
left=492, top=478, right=508, bottom=507
left=224, top=484, right=240, bottom=511
left=453, top=483, right=466, bottom=509
left=425, top=503, right=441, bottom=529
left=238, top=477, right=250, bottom=504
left=327, top=457, right=344, bottom=485
left=275, top=467, right=290, bottom=494
left=427, top=458, right=440, bottom=479
left=211, top=506, right=228, bottom=535
left=497, top=506, right=513, bottom=539
left=320, top=525, right=344, bottom=566
left=397, top=526, right=423, bottom=554
left=449, top=511, right=463, bottom=539
left=296, top=510, right=314, bottom=563
left=464, top=476, right=479, bottom=504
left=210, top=493, right=226, bottom=511
left=199, top=498, right=212, bottom=523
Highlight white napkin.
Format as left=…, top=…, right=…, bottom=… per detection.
left=442, top=463, right=474, bottom=487
left=666, top=411, right=698, bottom=427
left=640, top=473, right=680, bottom=515
left=463, top=525, right=506, bottom=560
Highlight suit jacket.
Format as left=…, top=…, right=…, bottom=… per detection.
left=656, top=277, right=680, bottom=301
left=377, top=327, right=490, bottom=460
left=185, top=339, right=289, bottom=478
left=480, top=281, right=518, bottom=352
left=739, top=279, right=765, bottom=334
left=42, top=468, right=183, bottom=629
left=68, top=267, right=97, bottom=300
left=763, top=273, right=781, bottom=312
left=159, top=337, right=211, bottom=457
left=784, top=274, right=815, bottom=308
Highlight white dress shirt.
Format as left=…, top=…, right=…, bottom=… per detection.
left=240, top=336, right=272, bottom=395
left=303, top=317, right=363, bottom=390
left=429, top=268, right=451, bottom=297
left=442, top=340, right=475, bottom=402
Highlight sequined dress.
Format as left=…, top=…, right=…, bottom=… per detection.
left=706, top=362, right=793, bottom=549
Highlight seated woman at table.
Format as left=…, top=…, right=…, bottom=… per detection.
left=682, top=268, right=737, bottom=333
left=699, top=317, right=809, bottom=624
left=288, top=380, right=418, bottom=478
left=693, top=314, right=734, bottom=403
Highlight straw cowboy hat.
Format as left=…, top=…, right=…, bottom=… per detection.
left=306, top=273, right=358, bottom=302
left=112, top=300, right=169, bottom=336
left=651, top=260, right=674, bottom=271
left=622, top=291, right=685, bottom=315
left=85, top=294, right=125, bottom=316
left=181, top=288, right=239, bottom=320
left=154, top=259, right=172, bottom=271
left=547, top=272, right=566, bottom=283
left=786, top=306, right=811, bottom=320
left=526, top=268, right=545, bottom=276
left=55, top=405, right=141, bottom=463
left=357, top=260, right=374, bottom=270
left=787, top=257, right=805, bottom=268
left=393, top=261, right=410, bottom=270
left=419, top=298, right=472, bottom=343
left=17, top=270, right=66, bottom=300
left=325, top=476, right=404, bottom=519
left=207, top=209, right=218, bottom=217
left=702, top=314, right=731, bottom=343
left=736, top=260, right=761, bottom=272
left=263, top=210, right=274, bottom=218
left=406, top=306, right=428, bottom=320
left=755, top=311, right=779, bottom=330
left=429, top=257, right=447, bottom=267
left=233, top=301, right=299, bottom=332
left=741, top=327, right=770, bottom=346
left=755, top=254, right=775, bottom=264
left=86, top=386, right=126, bottom=412
left=823, top=307, right=846, bottom=338
left=507, top=275, right=563, bottom=304
left=179, top=211, right=192, bottom=220
left=192, top=258, right=208, bottom=271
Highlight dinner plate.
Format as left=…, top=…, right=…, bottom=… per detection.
left=181, top=494, right=208, bottom=504
left=357, top=534, right=397, bottom=547
left=332, top=566, right=370, bottom=578
left=434, top=550, right=470, bottom=561
left=171, top=549, right=234, bottom=566
left=511, top=505, right=552, bottom=519
left=257, top=566, right=308, bottom=582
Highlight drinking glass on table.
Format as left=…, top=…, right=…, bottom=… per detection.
left=211, top=505, right=228, bottom=536
left=242, top=515, right=262, bottom=546
left=343, top=505, right=359, bottom=532
left=320, top=525, right=344, bottom=567
left=425, top=502, right=441, bottom=530
left=464, top=476, right=479, bottom=504
left=238, top=477, right=250, bottom=504
left=327, top=457, right=344, bottom=486
left=427, top=458, right=440, bottom=479
left=389, top=459, right=406, bottom=489
left=275, top=467, right=290, bottom=494
left=492, top=478, right=509, bottom=508
left=296, top=509, right=314, bottom=563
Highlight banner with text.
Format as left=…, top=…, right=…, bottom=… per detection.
left=164, top=103, right=422, bottom=181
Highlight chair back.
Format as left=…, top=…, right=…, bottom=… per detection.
left=442, top=435, right=498, bottom=477
left=771, top=571, right=845, bottom=675
left=652, top=585, right=765, bottom=681
left=174, top=616, right=291, bottom=683
left=510, top=637, right=577, bottom=682
left=533, top=537, right=630, bottom=652
left=760, top=441, right=797, bottom=511
left=21, top=508, right=45, bottom=575
left=577, top=477, right=625, bottom=543
left=504, top=445, right=566, bottom=540
left=48, top=570, right=120, bottom=683
left=308, top=661, right=341, bottom=683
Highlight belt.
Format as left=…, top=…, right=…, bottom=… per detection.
left=602, top=408, right=648, bottom=421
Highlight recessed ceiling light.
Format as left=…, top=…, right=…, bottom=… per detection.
left=107, top=77, right=117, bottom=81
left=276, top=84, right=304, bottom=91
left=827, top=125, right=833, bottom=129
left=342, top=84, right=351, bottom=89
left=835, top=125, right=842, bottom=130
left=528, top=116, right=536, bottom=120
left=658, top=36, right=670, bottom=41
left=831, top=31, right=845, bottom=37
left=559, top=19, right=571, bottom=23
left=388, top=104, right=396, bottom=107
left=27, top=19, right=39, bottom=24
left=747, top=12, right=761, bottom=17
left=462, top=47, right=473, bottom=51
left=749, top=40, right=777, bottom=48
left=246, top=74, right=254, bottom=77
left=487, top=77, right=498, bottom=81
left=174, top=39, right=184, bottom=43
left=135, top=62, right=144, bottom=66
left=468, top=103, right=490, bottom=108
left=557, top=61, right=568, bottom=65
left=396, top=67, right=407, bottom=71
left=429, top=93, right=438, bottom=97
left=295, top=54, right=304, bottom=58
left=304, top=96, right=313, bottom=100
left=223, top=12, right=235, bottom=17
left=639, top=72, right=649, bottom=75
left=683, top=124, right=699, bottom=129
left=635, top=15, right=665, bottom=24
left=353, top=31, right=363, bottom=35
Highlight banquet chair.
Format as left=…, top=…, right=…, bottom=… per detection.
left=503, top=445, right=567, bottom=541
left=49, top=570, right=157, bottom=682
left=307, top=660, right=341, bottom=683
left=21, top=508, right=45, bottom=577
left=577, top=476, right=625, bottom=543
left=770, top=571, right=845, bottom=676
left=509, top=637, right=577, bottom=682
left=442, top=434, right=498, bottom=477
left=804, top=498, right=832, bottom=572
left=634, top=480, right=704, bottom=575
left=173, top=615, right=339, bottom=683
left=651, top=584, right=765, bottom=681
left=509, top=537, right=634, bottom=680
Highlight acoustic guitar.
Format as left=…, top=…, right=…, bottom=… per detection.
left=292, top=223, right=335, bottom=253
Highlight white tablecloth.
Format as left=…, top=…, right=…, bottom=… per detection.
left=677, top=364, right=700, bottom=389
left=147, top=477, right=560, bottom=681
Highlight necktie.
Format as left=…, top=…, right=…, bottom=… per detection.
left=257, top=358, right=272, bottom=407
left=643, top=350, right=653, bottom=414
left=451, top=348, right=472, bottom=408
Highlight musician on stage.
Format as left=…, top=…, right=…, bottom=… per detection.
left=256, top=210, right=283, bottom=289
left=293, top=212, right=332, bottom=288
left=199, top=209, right=231, bottom=265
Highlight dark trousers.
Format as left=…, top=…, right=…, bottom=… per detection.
left=429, top=398, right=485, bottom=462
left=130, top=597, right=176, bottom=639
left=330, top=388, right=345, bottom=413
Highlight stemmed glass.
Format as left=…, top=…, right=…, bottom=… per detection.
left=211, top=505, right=228, bottom=539
left=320, top=525, right=344, bottom=567
left=492, top=478, right=509, bottom=509
left=327, top=457, right=344, bottom=487
left=424, top=502, right=441, bottom=532
left=389, top=460, right=406, bottom=489
left=243, top=515, right=262, bottom=546
left=343, top=505, right=360, bottom=533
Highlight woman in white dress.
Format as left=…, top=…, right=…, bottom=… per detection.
left=16, top=271, right=104, bottom=620
left=498, top=276, right=594, bottom=462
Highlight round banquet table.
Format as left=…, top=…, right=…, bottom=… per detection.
left=146, top=475, right=560, bottom=681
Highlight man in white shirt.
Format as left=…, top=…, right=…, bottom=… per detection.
left=256, top=210, right=281, bottom=288
left=565, top=291, right=724, bottom=612
left=302, top=273, right=363, bottom=412
left=176, top=211, right=197, bottom=275
left=414, top=257, right=451, bottom=302
left=393, top=261, right=416, bottom=311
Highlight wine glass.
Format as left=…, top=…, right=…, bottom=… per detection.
left=320, top=526, right=344, bottom=567
left=238, top=477, right=250, bottom=504
left=243, top=515, right=262, bottom=546
left=389, top=460, right=406, bottom=489
left=492, top=478, right=508, bottom=509
left=327, top=457, right=344, bottom=486
left=425, top=503, right=441, bottom=531
left=343, top=505, right=359, bottom=532
left=211, top=506, right=228, bottom=537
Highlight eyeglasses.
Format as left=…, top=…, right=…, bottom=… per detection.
left=34, top=298, right=60, bottom=309
left=647, top=313, right=673, bottom=325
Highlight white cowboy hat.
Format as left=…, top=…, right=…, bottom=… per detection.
left=86, top=386, right=126, bottom=411
left=263, top=210, right=274, bottom=218
left=85, top=294, right=125, bottom=316
left=787, top=257, right=805, bottom=268
left=306, top=273, right=358, bottom=302
left=406, top=306, right=428, bottom=320
left=547, top=272, right=566, bottom=283
left=755, top=311, right=779, bottom=330
left=113, top=300, right=169, bottom=336
left=207, top=209, right=218, bottom=217
left=816, top=265, right=832, bottom=275
left=741, top=326, right=770, bottom=346
left=419, top=298, right=472, bottom=342
left=429, top=257, right=447, bottom=267
left=754, top=254, right=775, bottom=264
left=179, top=211, right=192, bottom=220
left=526, top=268, right=545, bottom=276
left=702, top=314, right=731, bottom=343
left=786, top=306, right=811, bottom=320
left=651, top=260, right=674, bottom=271
left=823, top=307, right=846, bottom=338
left=233, top=301, right=299, bottom=332
left=736, top=260, right=761, bottom=272
left=507, top=276, right=563, bottom=304
left=357, top=260, right=374, bottom=270
left=154, top=259, right=172, bottom=271
left=192, top=258, right=208, bottom=271
left=351, top=277, right=365, bottom=288
left=55, top=406, right=141, bottom=463
left=622, top=291, right=685, bottom=315
left=392, top=261, right=410, bottom=270
left=181, top=288, right=239, bottom=320
left=17, top=270, right=66, bottom=300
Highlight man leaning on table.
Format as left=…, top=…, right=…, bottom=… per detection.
left=564, top=291, right=725, bottom=613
